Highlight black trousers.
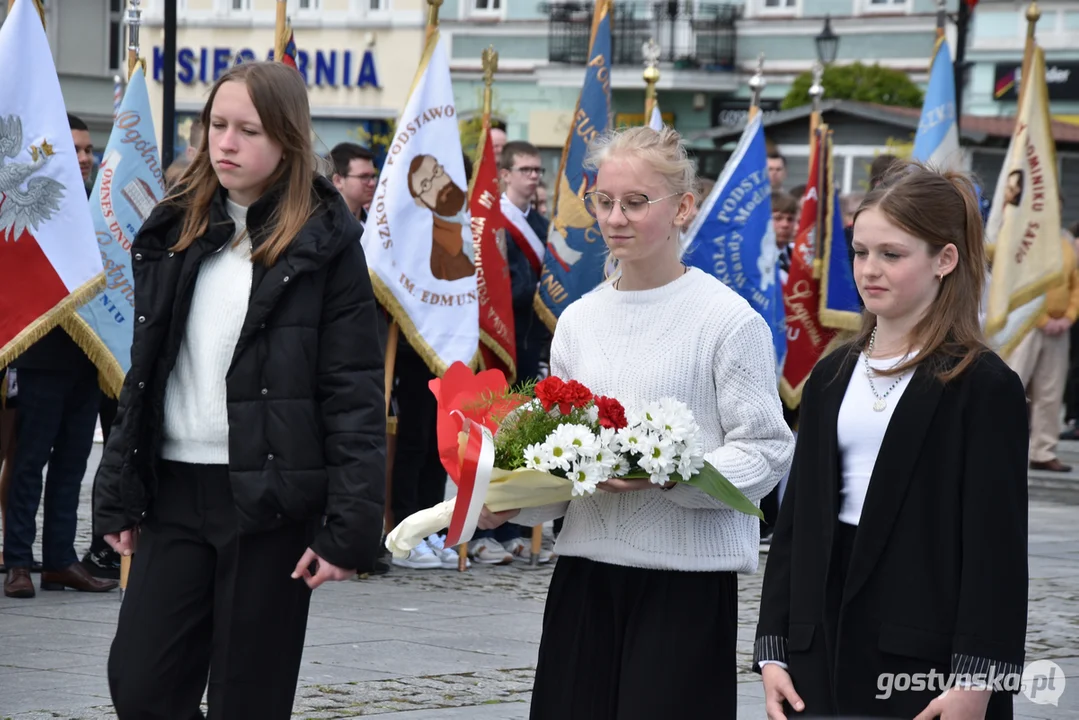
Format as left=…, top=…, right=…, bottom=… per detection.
left=4, top=365, right=100, bottom=569
left=390, top=338, right=445, bottom=526
left=529, top=556, right=738, bottom=719
left=108, top=461, right=314, bottom=719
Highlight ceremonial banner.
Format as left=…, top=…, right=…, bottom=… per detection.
left=470, top=123, right=517, bottom=383
left=682, top=112, right=785, bottom=366
left=67, top=66, right=166, bottom=397
left=361, top=32, right=479, bottom=375
left=984, top=47, right=1064, bottom=356
left=818, top=128, right=862, bottom=331
left=534, top=0, right=612, bottom=330
left=912, top=38, right=962, bottom=171
left=0, top=0, right=104, bottom=366
left=779, top=130, right=836, bottom=409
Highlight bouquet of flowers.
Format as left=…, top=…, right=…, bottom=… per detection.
left=384, top=362, right=761, bottom=558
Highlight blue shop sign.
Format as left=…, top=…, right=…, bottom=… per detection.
left=151, top=46, right=380, bottom=89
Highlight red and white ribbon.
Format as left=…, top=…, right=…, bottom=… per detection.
left=444, top=420, right=495, bottom=548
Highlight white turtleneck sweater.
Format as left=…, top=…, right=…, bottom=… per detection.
left=161, top=198, right=253, bottom=465
left=513, top=268, right=795, bottom=573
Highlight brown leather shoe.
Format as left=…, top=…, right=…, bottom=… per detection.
left=1030, top=458, right=1073, bottom=473
left=41, top=562, right=119, bottom=593
left=4, top=567, right=35, bottom=598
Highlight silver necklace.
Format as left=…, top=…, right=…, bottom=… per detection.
left=864, top=327, right=906, bottom=412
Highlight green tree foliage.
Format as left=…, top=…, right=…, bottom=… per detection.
left=782, top=62, right=925, bottom=110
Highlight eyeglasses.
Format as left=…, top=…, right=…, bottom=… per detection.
left=583, top=191, right=682, bottom=222
left=347, top=173, right=378, bottom=183
left=512, top=166, right=545, bottom=177
left=415, top=163, right=445, bottom=195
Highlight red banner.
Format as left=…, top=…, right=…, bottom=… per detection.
left=469, top=127, right=518, bottom=383
left=779, top=129, right=836, bottom=410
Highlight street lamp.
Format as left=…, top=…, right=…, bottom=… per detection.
left=815, top=14, right=839, bottom=66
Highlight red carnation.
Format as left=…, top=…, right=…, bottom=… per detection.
left=535, top=376, right=565, bottom=413
left=560, top=380, right=594, bottom=416
left=595, top=395, right=628, bottom=429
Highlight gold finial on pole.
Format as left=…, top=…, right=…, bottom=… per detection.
left=481, top=45, right=498, bottom=114
left=126, top=0, right=146, bottom=80
left=1018, top=1, right=1041, bottom=107
left=426, top=0, right=443, bottom=44
left=748, top=53, right=766, bottom=121
left=642, top=38, right=661, bottom=122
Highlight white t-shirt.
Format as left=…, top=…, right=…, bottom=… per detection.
left=836, top=350, right=918, bottom=525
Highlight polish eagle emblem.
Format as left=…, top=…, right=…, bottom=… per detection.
left=0, top=114, right=66, bottom=243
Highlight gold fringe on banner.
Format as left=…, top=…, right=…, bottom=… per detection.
left=0, top=273, right=105, bottom=370
left=478, top=329, right=517, bottom=385
left=59, top=313, right=126, bottom=399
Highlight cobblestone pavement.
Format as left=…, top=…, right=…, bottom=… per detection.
left=2, top=445, right=1077, bottom=719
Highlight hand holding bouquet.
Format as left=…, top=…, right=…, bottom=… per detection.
left=384, top=363, right=762, bottom=558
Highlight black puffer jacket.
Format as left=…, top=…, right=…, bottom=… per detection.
left=94, top=176, right=387, bottom=571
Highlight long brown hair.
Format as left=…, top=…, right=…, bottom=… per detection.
left=167, top=62, right=316, bottom=266
left=848, top=161, right=988, bottom=383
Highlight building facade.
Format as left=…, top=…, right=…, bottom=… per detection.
left=963, top=0, right=1079, bottom=123
left=138, top=0, right=427, bottom=165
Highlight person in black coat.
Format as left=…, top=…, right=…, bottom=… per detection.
left=94, top=62, right=386, bottom=719
left=755, top=163, right=1028, bottom=720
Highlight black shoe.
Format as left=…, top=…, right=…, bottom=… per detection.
left=81, top=547, right=122, bottom=580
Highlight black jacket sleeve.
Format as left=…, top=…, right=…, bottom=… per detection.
left=309, top=240, right=388, bottom=572
left=753, top=369, right=815, bottom=670
left=93, top=373, right=138, bottom=535
left=951, top=356, right=1028, bottom=681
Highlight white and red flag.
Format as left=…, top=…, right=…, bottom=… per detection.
left=0, top=0, right=105, bottom=366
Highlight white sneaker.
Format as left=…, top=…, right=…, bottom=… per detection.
left=502, top=537, right=553, bottom=564
left=469, top=537, right=514, bottom=565
left=390, top=539, right=442, bottom=569
left=426, top=534, right=470, bottom=570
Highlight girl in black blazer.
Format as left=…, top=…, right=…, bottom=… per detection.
left=755, top=163, right=1028, bottom=720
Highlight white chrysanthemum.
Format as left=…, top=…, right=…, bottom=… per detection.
left=522, top=443, right=551, bottom=472
left=542, top=431, right=575, bottom=471
left=676, top=434, right=705, bottom=479
left=568, top=464, right=601, bottom=497
left=615, top=425, right=648, bottom=455
left=610, top=455, right=631, bottom=477
left=589, top=428, right=617, bottom=469
left=640, top=439, right=677, bottom=485
left=585, top=405, right=600, bottom=425
left=555, top=423, right=600, bottom=458
left=653, top=398, right=695, bottom=444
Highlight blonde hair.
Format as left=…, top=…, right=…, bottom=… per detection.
left=167, top=62, right=318, bottom=267
left=583, top=126, right=698, bottom=281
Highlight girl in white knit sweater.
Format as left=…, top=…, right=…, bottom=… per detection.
left=480, top=126, right=795, bottom=718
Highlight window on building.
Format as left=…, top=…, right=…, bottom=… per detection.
left=868, top=0, right=906, bottom=5
left=370, top=0, right=386, bottom=9
left=763, top=0, right=797, bottom=7
left=473, top=0, right=502, bottom=11
left=109, top=0, right=123, bottom=72
left=230, top=0, right=250, bottom=10
left=298, top=0, right=320, bottom=9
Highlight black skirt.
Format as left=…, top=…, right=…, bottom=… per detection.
left=529, top=555, right=738, bottom=720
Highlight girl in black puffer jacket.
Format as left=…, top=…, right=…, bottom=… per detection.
left=95, top=61, right=386, bottom=719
